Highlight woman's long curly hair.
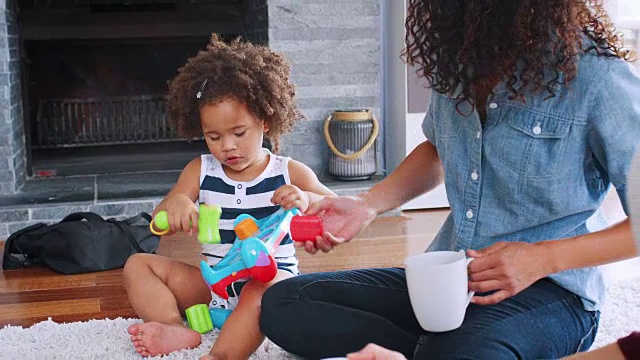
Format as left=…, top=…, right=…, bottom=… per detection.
left=403, top=0, right=635, bottom=111
left=167, top=34, right=303, bottom=153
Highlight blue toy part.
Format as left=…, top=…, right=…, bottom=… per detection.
left=255, top=208, right=301, bottom=253
left=239, top=237, right=271, bottom=270
left=211, top=235, right=245, bottom=269
left=199, top=236, right=272, bottom=287
left=209, top=308, right=232, bottom=329
left=199, top=208, right=302, bottom=300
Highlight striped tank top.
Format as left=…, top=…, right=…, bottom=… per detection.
left=198, top=150, right=297, bottom=267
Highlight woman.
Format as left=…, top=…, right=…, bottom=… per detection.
left=259, top=1, right=640, bottom=359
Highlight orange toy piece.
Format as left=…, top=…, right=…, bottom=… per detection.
left=235, top=217, right=259, bottom=240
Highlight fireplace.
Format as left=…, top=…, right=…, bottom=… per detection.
left=0, top=0, right=382, bottom=197
left=18, top=0, right=267, bottom=176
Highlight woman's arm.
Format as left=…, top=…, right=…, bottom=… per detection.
left=360, top=139, right=443, bottom=214
left=542, top=219, right=637, bottom=274
left=303, top=140, right=443, bottom=253
left=467, top=217, right=638, bottom=306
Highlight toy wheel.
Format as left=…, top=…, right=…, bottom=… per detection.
left=250, top=254, right=277, bottom=282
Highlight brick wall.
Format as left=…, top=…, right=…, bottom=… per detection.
left=268, top=0, right=383, bottom=178
left=0, top=0, right=25, bottom=195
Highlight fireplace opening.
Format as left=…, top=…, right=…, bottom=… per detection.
left=18, top=0, right=268, bottom=177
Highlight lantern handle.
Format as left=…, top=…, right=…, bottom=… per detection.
left=323, top=109, right=379, bottom=160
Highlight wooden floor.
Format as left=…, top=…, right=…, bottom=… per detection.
left=0, top=209, right=450, bottom=328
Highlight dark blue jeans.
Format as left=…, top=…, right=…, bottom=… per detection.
left=260, top=268, right=599, bottom=360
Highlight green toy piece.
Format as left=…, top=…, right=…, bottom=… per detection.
left=185, top=304, right=214, bottom=334
left=153, top=211, right=169, bottom=231
left=198, top=204, right=222, bottom=244
left=152, top=204, right=221, bottom=244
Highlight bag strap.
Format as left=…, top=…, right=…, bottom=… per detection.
left=107, top=213, right=156, bottom=254
left=121, top=212, right=153, bottom=226
left=113, top=222, right=147, bottom=253
left=61, top=212, right=106, bottom=223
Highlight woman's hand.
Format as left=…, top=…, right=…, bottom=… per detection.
left=467, top=241, right=550, bottom=305
left=271, top=184, right=310, bottom=212
left=153, top=194, right=199, bottom=234
left=302, top=195, right=377, bottom=254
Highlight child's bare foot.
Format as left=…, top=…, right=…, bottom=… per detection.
left=127, top=322, right=201, bottom=357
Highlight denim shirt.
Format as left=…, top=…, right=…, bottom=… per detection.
left=422, top=53, right=640, bottom=311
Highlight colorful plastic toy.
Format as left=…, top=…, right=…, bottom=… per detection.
left=150, top=204, right=222, bottom=244
left=185, top=207, right=322, bottom=333
left=200, top=207, right=311, bottom=300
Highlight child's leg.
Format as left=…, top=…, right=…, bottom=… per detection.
left=202, top=269, right=294, bottom=360
left=122, top=253, right=212, bottom=357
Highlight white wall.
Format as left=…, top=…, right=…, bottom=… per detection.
left=382, top=0, right=448, bottom=210
left=611, top=0, right=640, bottom=68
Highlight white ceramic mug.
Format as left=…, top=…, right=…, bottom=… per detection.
left=404, top=250, right=474, bottom=332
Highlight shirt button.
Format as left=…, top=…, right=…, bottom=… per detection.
left=489, top=103, right=498, bottom=109
left=532, top=125, right=542, bottom=135
left=471, top=171, right=478, bottom=180
left=237, top=184, right=243, bottom=189
left=476, top=131, right=481, bottom=139
left=236, top=199, right=241, bottom=204
left=466, top=210, right=474, bottom=219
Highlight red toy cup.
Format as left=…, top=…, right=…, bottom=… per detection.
left=290, top=215, right=323, bottom=242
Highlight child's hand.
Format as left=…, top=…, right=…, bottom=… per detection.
left=153, top=194, right=199, bottom=234
left=271, top=184, right=310, bottom=212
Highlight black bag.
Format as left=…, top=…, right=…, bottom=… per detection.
left=2, top=212, right=160, bottom=274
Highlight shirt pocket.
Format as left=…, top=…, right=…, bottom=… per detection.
left=497, top=107, right=570, bottom=180
left=433, top=98, right=465, bottom=141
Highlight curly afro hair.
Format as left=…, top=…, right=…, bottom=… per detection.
left=167, top=34, right=303, bottom=153
left=403, top=0, right=635, bottom=112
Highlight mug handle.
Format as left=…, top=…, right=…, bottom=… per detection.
left=465, top=257, right=475, bottom=307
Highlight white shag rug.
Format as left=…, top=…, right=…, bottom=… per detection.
left=0, top=272, right=638, bottom=359
left=591, top=260, right=640, bottom=348
left=0, top=319, right=299, bottom=360
left=593, top=277, right=640, bottom=347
